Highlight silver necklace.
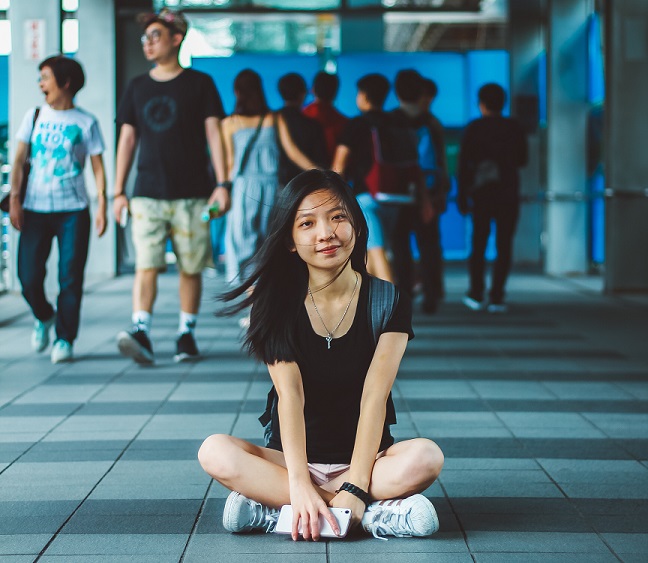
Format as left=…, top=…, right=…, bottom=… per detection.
left=308, top=273, right=359, bottom=349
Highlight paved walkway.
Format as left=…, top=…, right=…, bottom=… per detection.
left=0, top=269, right=647, bottom=562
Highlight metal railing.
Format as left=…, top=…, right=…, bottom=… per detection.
left=0, top=161, right=11, bottom=294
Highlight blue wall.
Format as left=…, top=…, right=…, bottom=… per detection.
left=193, top=51, right=509, bottom=262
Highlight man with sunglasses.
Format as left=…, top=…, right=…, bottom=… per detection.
left=113, top=9, right=229, bottom=364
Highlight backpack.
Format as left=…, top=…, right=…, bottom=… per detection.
left=365, top=121, right=421, bottom=205
left=258, top=276, right=400, bottom=446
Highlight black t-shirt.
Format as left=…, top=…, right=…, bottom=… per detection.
left=117, top=69, right=225, bottom=200
left=338, top=110, right=389, bottom=196
left=278, top=106, right=327, bottom=186
left=267, top=274, right=414, bottom=464
left=457, top=115, right=528, bottom=205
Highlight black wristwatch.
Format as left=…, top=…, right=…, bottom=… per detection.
left=216, top=181, right=232, bottom=192
left=336, top=482, right=372, bottom=507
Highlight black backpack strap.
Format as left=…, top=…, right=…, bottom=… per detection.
left=367, top=276, right=399, bottom=347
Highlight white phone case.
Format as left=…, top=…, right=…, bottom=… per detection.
left=274, top=505, right=352, bottom=538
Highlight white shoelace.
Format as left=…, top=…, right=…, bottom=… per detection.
left=248, top=501, right=278, bottom=533
left=366, top=506, right=415, bottom=541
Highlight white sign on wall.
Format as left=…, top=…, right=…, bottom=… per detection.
left=24, top=19, right=46, bottom=62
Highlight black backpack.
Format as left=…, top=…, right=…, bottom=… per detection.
left=364, top=120, right=421, bottom=205
left=258, top=276, right=399, bottom=446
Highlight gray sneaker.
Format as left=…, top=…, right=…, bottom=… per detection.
left=222, top=491, right=279, bottom=533
left=31, top=315, right=56, bottom=353
left=51, top=339, right=73, bottom=364
left=361, top=494, right=439, bottom=540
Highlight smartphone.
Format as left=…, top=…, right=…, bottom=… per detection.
left=119, top=206, right=129, bottom=228
left=274, top=505, right=352, bottom=538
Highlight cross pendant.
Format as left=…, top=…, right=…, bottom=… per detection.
left=326, top=335, right=332, bottom=349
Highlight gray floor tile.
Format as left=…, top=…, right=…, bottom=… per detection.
left=466, top=531, right=611, bottom=553
left=44, top=533, right=188, bottom=556
left=601, top=533, right=648, bottom=554
left=0, top=534, right=51, bottom=555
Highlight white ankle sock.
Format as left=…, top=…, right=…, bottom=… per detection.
left=132, top=311, right=152, bottom=333
left=178, top=311, right=197, bottom=334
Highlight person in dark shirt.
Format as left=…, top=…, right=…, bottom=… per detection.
left=390, top=71, right=450, bottom=314
left=303, top=71, right=348, bottom=165
left=112, top=9, right=229, bottom=364
left=276, top=73, right=327, bottom=186
left=198, top=170, right=443, bottom=541
left=457, top=83, right=528, bottom=312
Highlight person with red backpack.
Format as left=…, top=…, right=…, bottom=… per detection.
left=332, top=74, right=433, bottom=282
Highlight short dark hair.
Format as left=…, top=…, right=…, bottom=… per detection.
left=39, top=55, right=85, bottom=97
left=394, top=69, right=423, bottom=103
left=278, top=73, right=307, bottom=103
left=357, top=73, right=390, bottom=108
left=421, top=78, right=438, bottom=99
left=312, top=71, right=339, bottom=103
left=233, top=69, right=270, bottom=116
left=137, top=8, right=188, bottom=38
left=478, top=83, right=506, bottom=113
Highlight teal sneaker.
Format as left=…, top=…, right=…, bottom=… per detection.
left=31, top=315, right=56, bottom=353
left=51, top=339, right=73, bottom=364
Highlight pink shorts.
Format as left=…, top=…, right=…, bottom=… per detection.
left=307, top=463, right=350, bottom=487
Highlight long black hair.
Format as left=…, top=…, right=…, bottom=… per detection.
left=233, top=69, right=270, bottom=116
left=221, top=169, right=368, bottom=364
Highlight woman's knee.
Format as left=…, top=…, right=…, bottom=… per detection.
left=198, top=434, right=240, bottom=480
left=401, top=439, right=444, bottom=488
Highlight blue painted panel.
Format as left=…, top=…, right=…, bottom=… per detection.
left=336, top=52, right=467, bottom=125
left=0, top=56, right=8, bottom=125
left=466, top=50, right=510, bottom=120
left=538, top=51, right=547, bottom=125
left=192, top=55, right=321, bottom=114
left=590, top=171, right=605, bottom=264
left=588, top=13, right=605, bottom=105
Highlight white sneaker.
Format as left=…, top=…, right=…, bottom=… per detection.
left=361, top=494, right=439, bottom=540
left=462, top=295, right=484, bottom=311
left=51, top=340, right=73, bottom=364
left=487, top=302, right=508, bottom=314
left=31, top=315, right=56, bottom=353
left=223, top=491, right=279, bottom=533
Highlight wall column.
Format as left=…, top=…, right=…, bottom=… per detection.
left=604, top=0, right=648, bottom=292
left=545, top=0, right=591, bottom=275
left=7, top=0, right=116, bottom=292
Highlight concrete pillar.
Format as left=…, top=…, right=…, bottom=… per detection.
left=7, top=0, right=116, bottom=292
left=509, top=0, right=545, bottom=266
left=545, top=0, right=591, bottom=275
left=7, top=0, right=60, bottom=293
left=604, top=0, right=648, bottom=292
left=76, top=0, right=116, bottom=283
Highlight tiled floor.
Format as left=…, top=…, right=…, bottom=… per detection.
left=0, top=269, right=647, bottom=562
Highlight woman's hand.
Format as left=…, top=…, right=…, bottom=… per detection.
left=289, top=480, right=340, bottom=541
left=330, top=490, right=366, bottom=530
left=95, top=199, right=107, bottom=237
left=9, top=197, right=24, bottom=231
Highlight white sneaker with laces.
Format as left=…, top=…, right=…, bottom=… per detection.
left=361, top=494, right=439, bottom=540
left=51, top=340, right=73, bottom=364
left=222, top=491, right=279, bottom=533
left=31, top=315, right=56, bottom=353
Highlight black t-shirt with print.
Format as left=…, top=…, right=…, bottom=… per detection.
left=267, top=274, right=414, bottom=464
left=117, top=69, right=225, bottom=200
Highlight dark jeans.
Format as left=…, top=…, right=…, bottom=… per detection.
left=468, top=202, right=519, bottom=304
left=18, top=209, right=91, bottom=343
left=391, top=207, right=445, bottom=304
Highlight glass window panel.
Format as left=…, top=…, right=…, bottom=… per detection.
left=182, top=13, right=338, bottom=56
left=0, top=0, right=10, bottom=11
left=62, top=18, right=79, bottom=54
left=62, top=0, right=79, bottom=12
left=155, top=0, right=340, bottom=10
